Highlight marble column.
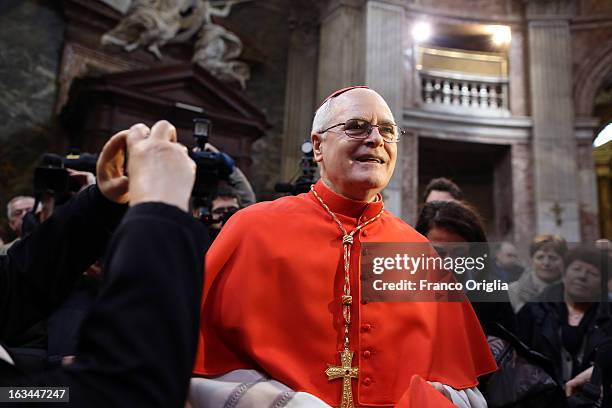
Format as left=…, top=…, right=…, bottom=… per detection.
left=511, top=142, right=535, bottom=244
left=316, top=0, right=366, bottom=102
left=507, top=26, right=528, bottom=117
left=364, top=0, right=405, bottom=218
left=575, top=118, right=601, bottom=241
left=280, top=12, right=319, bottom=181
left=527, top=0, right=580, bottom=241
left=401, top=130, right=419, bottom=225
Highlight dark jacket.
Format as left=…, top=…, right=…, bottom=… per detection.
left=517, top=283, right=612, bottom=385
left=0, top=187, right=208, bottom=407
left=0, top=185, right=126, bottom=341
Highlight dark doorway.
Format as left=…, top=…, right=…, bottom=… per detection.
left=418, top=137, right=512, bottom=240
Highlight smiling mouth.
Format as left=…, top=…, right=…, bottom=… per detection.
left=355, top=156, right=385, bottom=164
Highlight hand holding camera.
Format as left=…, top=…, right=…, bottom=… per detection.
left=126, top=121, right=196, bottom=212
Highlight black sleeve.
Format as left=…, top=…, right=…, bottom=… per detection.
left=0, top=185, right=127, bottom=341
left=1, top=203, right=208, bottom=407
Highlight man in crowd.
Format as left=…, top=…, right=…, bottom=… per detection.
left=1, top=121, right=208, bottom=407
left=193, top=87, right=496, bottom=407
left=190, top=142, right=254, bottom=238
left=208, top=186, right=241, bottom=237
left=423, top=177, right=463, bottom=203
left=0, top=196, right=36, bottom=254
left=491, top=241, right=524, bottom=283
left=7, top=196, right=35, bottom=238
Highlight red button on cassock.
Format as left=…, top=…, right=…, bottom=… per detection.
left=363, top=350, right=371, bottom=359
left=362, top=230, right=369, bottom=237
left=363, top=377, right=372, bottom=386
left=362, top=324, right=372, bottom=332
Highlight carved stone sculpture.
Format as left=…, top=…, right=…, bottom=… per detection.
left=191, top=1, right=250, bottom=88
left=101, top=0, right=190, bottom=59
left=100, top=0, right=252, bottom=88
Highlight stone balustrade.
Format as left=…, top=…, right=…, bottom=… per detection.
left=419, top=70, right=510, bottom=117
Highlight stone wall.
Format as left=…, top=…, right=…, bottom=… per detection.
left=0, top=0, right=65, bottom=237
left=212, top=0, right=291, bottom=201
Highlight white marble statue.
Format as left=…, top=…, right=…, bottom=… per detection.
left=100, top=0, right=252, bottom=88
left=100, top=0, right=193, bottom=59
left=191, top=0, right=251, bottom=88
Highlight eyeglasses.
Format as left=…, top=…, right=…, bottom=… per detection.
left=212, top=206, right=239, bottom=216
left=319, top=118, right=404, bottom=143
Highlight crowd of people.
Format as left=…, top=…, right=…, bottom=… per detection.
left=417, top=176, right=612, bottom=407
left=0, top=87, right=610, bottom=407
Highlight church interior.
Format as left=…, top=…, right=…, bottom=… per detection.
left=3, top=2, right=612, bottom=407
left=1, top=0, right=612, bottom=243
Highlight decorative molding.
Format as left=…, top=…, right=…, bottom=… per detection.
left=56, top=41, right=145, bottom=114
left=403, top=107, right=532, bottom=139
left=405, top=4, right=524, bottom=25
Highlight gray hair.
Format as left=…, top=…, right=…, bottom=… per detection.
left=311, top=98, right=337, bottom=139
left=7, top=196, right=34, bottom=218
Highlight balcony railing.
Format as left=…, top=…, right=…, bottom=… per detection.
left=419, top=70, right=509, bottom=116
left=416, top=46, right=510, bottom=117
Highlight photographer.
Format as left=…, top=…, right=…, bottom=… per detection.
left=1, top=121, right=208, bottom=407
left=191, top=142, right=255, bottom=238
left=201, top=142, right=255, bottom=208
left=207, top=185, right=241, bottom=239
left=4, top=169, right=100, bottom=358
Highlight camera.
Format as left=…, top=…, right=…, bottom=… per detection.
left=188, top=118, right=234, bottom=198
left=193, top=197, right=238, bottom=226
left=33, top=152, right=98, bottom=194
left=275, top=140, right=317, bottom=195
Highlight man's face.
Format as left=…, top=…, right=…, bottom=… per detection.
left=210, top=196, right=239, bottom=230
left=312, top=89, right=397, bottom=202
left=8, top=198, right=35, bottom=237
left=563, top=260, right=601, bottom=302
left=496, top=242, right=520, bottom=269
left=425, top=190, right=457, bottom=203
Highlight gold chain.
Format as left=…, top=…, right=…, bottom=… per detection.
left=310, top=184, right=384, bottom=348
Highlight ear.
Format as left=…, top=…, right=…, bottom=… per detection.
left=311, top=133, right=324, bottom=163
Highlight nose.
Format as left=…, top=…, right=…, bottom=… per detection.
left=364, top=126, right=384, bottom=147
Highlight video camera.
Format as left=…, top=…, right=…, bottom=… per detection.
left=275, top=140, right=317, bottom=195
left=188, top=118, right=234, bottom=198
left=192, top=198, right=238, bottom=226
left=33, top=152, right=98, bottom=194
left=21, top=151, right=98, bottom=236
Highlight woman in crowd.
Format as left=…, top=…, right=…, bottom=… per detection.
left=517, top=245, right=611, bottom=400
left=415, top=200, right=516, bottom=334
left=508, top=234, right=567, bottom=312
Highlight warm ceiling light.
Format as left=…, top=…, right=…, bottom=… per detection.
left=412, top=22, right=432, bottom=43
left=488, top=25, right=511, bottom=46
left=594, top=123, right=612, bottom=147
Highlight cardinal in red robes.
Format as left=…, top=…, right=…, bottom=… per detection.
left=193, top=87, right=496, bottom=407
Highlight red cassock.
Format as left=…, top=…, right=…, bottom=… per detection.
left=194, top=180, right=497, bottom=407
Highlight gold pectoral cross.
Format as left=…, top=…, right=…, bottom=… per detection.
left=325, top=348, right=359, bottom=408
